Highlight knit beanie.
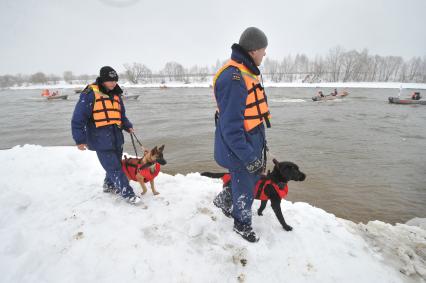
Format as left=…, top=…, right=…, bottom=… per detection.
left=239, top=27, right=268, bottom=52
left=99, top=66, right=119, bottom=82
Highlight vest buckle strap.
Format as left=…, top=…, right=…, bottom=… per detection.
left=247, top=83, right=263, bottom=94
left=93, top=108, right=121, bottom=114
left=246, top=98, right=266, bottom=108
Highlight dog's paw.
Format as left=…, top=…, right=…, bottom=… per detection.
left=283, top=224, right=293, bottom=231
left=257, top=209, right=263, bottom=216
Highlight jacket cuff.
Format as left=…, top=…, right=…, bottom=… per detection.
left=242, top=154, right=257, bottom=167
left=123, top=121, right=133, bottom=131
left=74, top=138, right=87, bottom=145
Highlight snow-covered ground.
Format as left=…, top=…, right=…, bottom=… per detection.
left=0, top=145, right=425, bottom=283
left=7, top=80, right=426, bottom=90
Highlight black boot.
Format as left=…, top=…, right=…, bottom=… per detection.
left=233, top=221, right=259, bottom=243
left=103, top=181, right=116, bottom=193
left=213, top=185, right=233, bottom=218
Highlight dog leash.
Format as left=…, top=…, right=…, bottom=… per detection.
left=130, top=132, right=147, bottom=158
left=265, top=146, right=279, bottom=165
left=129, top=132, right=155, bottom=170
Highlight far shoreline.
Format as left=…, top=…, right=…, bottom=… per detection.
left=5, top=81, right=426, bottom=91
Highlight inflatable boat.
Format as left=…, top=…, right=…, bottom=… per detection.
left=122, top=94, right=139, bottom=100
left=312, top=91, right=349, bottom=101
left=388, top=97, right=426, bottom=105
left=46, top=94, right=68, bottom=100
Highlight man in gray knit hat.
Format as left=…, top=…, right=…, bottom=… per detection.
left=212, top=27, right=271, bottom=243
left=238, top=27, right=268, bottom=65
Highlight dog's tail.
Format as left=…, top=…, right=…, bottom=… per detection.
left=200, top=172, right=227, bottom=179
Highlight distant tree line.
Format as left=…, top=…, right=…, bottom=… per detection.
left=1, top=46, right=425, bottom=88
left=0, top=72, right=96, bottom=88
left=263, top=47, right=426, bottom=83
left=123, top=62, right=212, bottom=84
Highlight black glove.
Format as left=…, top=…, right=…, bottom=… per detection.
left=246, top=158, right=263, bottom=175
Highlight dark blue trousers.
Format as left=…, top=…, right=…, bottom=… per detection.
left=230, top=168, right=261, bottom=226
left=96, top=149, right=135, bottom=198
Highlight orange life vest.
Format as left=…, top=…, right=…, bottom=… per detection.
left=41, top=89, right=50, bottom=97
left=87, top=84, right=122, bottom=128
left=222, top=173, right=288, bottom=201
left=213, top=59, right=271, bottom=132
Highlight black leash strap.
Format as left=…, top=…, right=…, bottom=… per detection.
left=263, top=144, right=268, bottom=172
left=130, top=133, right=139, bottom=158
left=131, top=132, right=143, bottom=147
left=129, top=132, right=147, bottom=158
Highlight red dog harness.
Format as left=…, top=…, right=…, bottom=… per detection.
left=122, top=158, right=161, bottom=183
left=139, top=163, right=161, bottom=183
left=222, top=173, right=288, bottom=201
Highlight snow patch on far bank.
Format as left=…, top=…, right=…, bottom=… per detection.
left=8, top=80, right=426, bottom=90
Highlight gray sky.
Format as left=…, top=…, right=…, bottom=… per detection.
left=1, top=0, right=425, bottom=75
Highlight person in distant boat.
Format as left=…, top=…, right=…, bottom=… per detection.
left=71, top=66, right=141, bottom=205
left=331, top=88, right=338, bottom=96
left=41, top=89, right=50, bottom=97
left=318, top=91, right=324, bottom=97
left=411, top=92, right=421, bottom=100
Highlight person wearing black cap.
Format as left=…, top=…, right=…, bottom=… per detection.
left=212, top=27, right=270, bottom=242
left=71, top=66, right=141, bottom=204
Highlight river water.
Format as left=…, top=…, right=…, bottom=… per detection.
left=1, top=86, right=425, bottom=224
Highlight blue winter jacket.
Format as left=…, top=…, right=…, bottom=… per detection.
left=71, top=81, right=133, bottom=151
left=214, top=44, right=267, bottom=171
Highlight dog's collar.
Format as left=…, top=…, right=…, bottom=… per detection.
left=268, top=171, right=289, bottom=185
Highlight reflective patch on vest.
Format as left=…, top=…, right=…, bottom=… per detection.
left=82, top=87, right=92, bottom=95
left=232, top=73, right=241, bottom=81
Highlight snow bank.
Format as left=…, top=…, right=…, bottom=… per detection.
left=9, top=81, right=87, bottom=90
left=0, top=145, right=424, bottom=283
left=269, top=98, right=307, bottom=103
left=354, top=221, right=426, bottom=279
left=264, top=81, right=426, bottom=90
left=8, top=81, right=426, bottom=90
left=407, top=218, right=426, bottom=230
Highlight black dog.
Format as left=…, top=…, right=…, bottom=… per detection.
left=201, top=159, right=306, bottom=231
